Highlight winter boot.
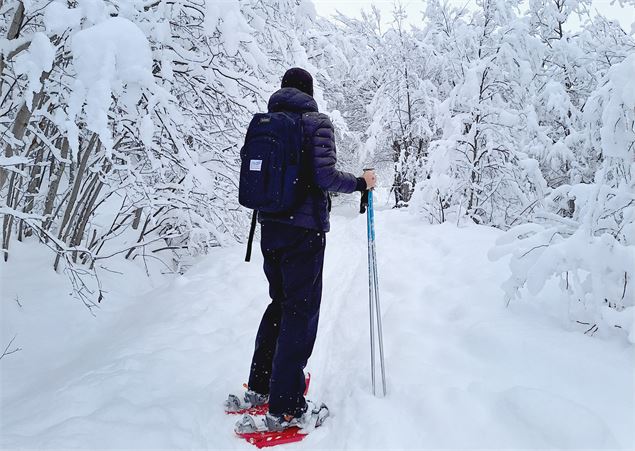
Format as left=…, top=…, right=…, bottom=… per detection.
left=263, top=400, right=329, bottom=432
left=225, top=388, right=269, bottom=413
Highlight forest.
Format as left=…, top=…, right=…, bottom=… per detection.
left=1, top=0, right=633, bottom=333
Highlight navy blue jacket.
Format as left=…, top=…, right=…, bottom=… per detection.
left=258, top=88, right=363, bottom=232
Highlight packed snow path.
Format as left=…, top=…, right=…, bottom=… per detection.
left=1, top=208, right=633, bottom=449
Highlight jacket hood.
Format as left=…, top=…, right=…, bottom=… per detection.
left=268, top=87, right=318, bottom=114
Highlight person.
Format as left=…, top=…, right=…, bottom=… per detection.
left=242, top=67, right=376, bottom=430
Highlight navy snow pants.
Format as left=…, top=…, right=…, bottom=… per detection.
left=248, top=221, right=326, bottom=418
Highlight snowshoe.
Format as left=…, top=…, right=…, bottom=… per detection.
left=235, top=401, right=329, bottom=448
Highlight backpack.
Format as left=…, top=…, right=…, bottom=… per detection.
left=238, top=112, right=306, bottom=261
left=239, top=112, right=305, bottom=211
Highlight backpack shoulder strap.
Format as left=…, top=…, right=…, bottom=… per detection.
left=244, top=210, right=258, bottom=262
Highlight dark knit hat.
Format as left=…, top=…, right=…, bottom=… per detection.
left=281, top=67, right=313, bottom=97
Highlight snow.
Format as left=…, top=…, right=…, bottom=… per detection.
left=598, top=53, right=635, bottom=159
left=78, top=0, right=107, bottom=26
left=67, top=17, right=154, bottom=158
left=204, top=2, right=221, bottom=34
left=2, top=207, right=633, bottom=449
left=216, top=1, right=253, bottom=56
left=297, top=0, right=317, bottom=21
left=43, top=2, right=82, bottom=34
left=139, top=114, right=154, bottom=149
left=13, top=32, right=55, bottom=108
left=0, top=155, right=31, bottom=167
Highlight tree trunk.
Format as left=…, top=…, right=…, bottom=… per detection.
left=70, top=163, right=109, bottom=263
left=42, top=138, right=70, bottom=232
left=0, top=1, right=25, bottom=88
left=132, top=207, right=143, bottom=230
left=53, top=134, right=99, bottom=271
left=0, top=84, right=49, bottom=190
left=22, top=139, right=47, bottom=215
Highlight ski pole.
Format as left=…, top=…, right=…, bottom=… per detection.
left=361, top=170, right=387, bottom=397
left=361, top=188, right=376, bottom=395
left=368, top=189, right=387, bottom=397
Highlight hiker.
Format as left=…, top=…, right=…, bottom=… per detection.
left=229, top=67, right=376, bottom=431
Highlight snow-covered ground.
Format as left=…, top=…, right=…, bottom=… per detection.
left=1, top=207, right=633, bottom=449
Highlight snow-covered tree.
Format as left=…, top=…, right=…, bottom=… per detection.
left=2, top=0, right=633, bottom=330
left=491, top=51, right=635, bottom=340
left=412, top=0, right=543, bottom=225
left=0, top=0, right=323, bottom=306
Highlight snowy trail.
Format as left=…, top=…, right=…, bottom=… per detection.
left=1, top=208, right=634, bottom=449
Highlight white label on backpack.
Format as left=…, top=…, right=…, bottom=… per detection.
left=250, top=159, right=263, bottom=171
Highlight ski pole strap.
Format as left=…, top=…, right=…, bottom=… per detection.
left=245, top=210, right=258, bottom=262
left=360, top=190, right=369, bottom=214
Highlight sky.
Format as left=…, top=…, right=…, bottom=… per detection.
left=311, top=0, right=635, bottom=32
